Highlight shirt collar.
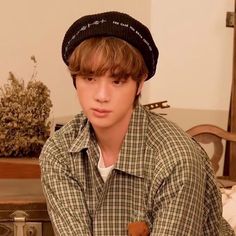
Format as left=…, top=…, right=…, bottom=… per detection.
left=69, top=117, right=92, bottom=153
left=69, top=105, right=149, bottom=179
left=115, top=105, right=148, bottom=179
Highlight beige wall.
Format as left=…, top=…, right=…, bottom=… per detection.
left=0, top=0, right=151, bottom=118
left=0, top=0, right=234, bottom=133
left=144, top=0, right=234, bottom=112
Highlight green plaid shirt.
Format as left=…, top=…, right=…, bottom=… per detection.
left=39, top=105, right=235, bottom=236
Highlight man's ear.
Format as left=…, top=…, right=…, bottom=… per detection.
left=136, top=76, right=146, bottom=95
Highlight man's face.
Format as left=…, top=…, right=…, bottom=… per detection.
left=75, top=72, right=143, bottom=130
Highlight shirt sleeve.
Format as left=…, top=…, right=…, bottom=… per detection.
left=39, top=140, right=92, bottom=236
left=150, top=151, right=222, bottom=236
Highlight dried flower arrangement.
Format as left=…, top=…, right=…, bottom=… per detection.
left=0, top=56, right=52, bottom=157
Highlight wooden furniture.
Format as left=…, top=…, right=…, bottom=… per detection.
left=0, top=159, right=52, bottom=235
left=225, top=2, right=236, bottom=180
left=186, top=124, right=236, bottom=185
left=0, top=158, right=40, bottom=179
left=0, top=179, right=54, bottom=236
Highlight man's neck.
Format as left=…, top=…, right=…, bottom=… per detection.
left=93, top=110, right=133, bottom=167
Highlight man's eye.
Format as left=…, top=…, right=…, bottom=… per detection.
left=84, top=77, right=94, bottom=82
left=113, top=80, right=121, bottom=84
left=113, top=79, right=125, bottom=85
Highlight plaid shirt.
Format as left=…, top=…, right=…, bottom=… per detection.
left=39, top=105, right=235, bottom=236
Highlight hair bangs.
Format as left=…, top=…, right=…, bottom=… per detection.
left=68, top=37, right=148, bottom=80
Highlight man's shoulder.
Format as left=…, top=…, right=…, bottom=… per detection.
left=144, top=109, right=189, bottom=146
left=143, top=108, right=208, bottom=169
left=55, top=113, right=86, bottom=135
left=42, top=113, right=87, bottom=154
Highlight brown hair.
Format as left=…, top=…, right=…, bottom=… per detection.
left=68, top=37, right=148, bottom=106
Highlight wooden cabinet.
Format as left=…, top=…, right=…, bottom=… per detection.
left=0, top=179, right=54, bottom=236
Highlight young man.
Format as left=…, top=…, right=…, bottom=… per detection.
left=39, top=11, right=235, bottom=235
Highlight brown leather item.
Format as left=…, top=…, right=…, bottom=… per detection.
left=128, top=221, right=150, bottom=236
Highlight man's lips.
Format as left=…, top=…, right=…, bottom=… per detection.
left=92, top=108, right=111, bottom=113
left=91, top=108, right=112, bottom=117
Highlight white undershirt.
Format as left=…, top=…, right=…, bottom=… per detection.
left=97, top=145, right=115, bottom=182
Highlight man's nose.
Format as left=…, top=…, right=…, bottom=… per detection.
left=94, top=81, right=110, bottom=103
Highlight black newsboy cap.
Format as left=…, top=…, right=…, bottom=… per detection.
left=62, top=11, right=159, bottom=80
